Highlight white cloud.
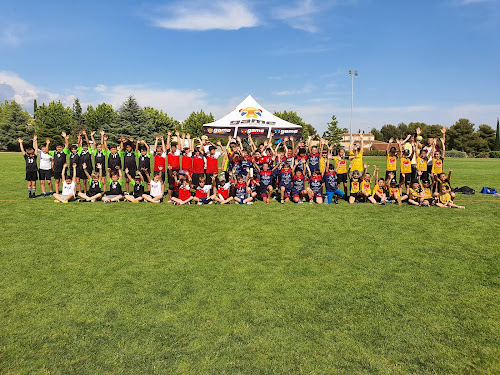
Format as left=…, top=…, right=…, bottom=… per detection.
left=152, top=0, right=258, bottom=31
left=0, top=71, right=59, bottom=108
left=273, top=83, right=314, bottom=96
left=94, top=84, right=107, bottom=92
left=272, top=0, right=320, bottom=33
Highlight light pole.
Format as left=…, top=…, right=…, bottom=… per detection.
left=349, top=69, right=358, bottom=143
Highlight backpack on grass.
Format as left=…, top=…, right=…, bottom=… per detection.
left=480, top=187, right=497, bottom=195
left=452, top=186, right=476, bottom=195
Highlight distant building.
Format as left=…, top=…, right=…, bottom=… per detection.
left=339, top=133, right=389, bottom=151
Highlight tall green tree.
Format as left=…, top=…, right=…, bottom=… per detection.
left=84, top=103, right=118, bottom=137
left=183, top=110, right=214, bottom=138
left=494, top=118, right=500, bottom=151
left=370, top=127, right=384, bottom=141
left=116, top=95, right=146, bottom=140
left=380, top=124, right=399, bottom=141
left=143, top=107, right=176, bottom=142
left=72, top=98, right=84, bottom=132
left=0, top=100, right=32, bottom=150
left=273, top=110, right=316, bottom=139
left=33, top=99, right=37, bottom=115
left=447, top=118, right=488, bottom=154
left=34, top=101, right=73, bottom=146
left=322, top=114, right=347, bottom=148
left=477, top=124, right=495, bottom=150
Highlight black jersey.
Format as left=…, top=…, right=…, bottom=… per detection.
left=94, top=150, right=106, bottom=171
left=79, top=149, right=92, bottom=173
left=108, top=180, right=123, bottom=195
left=52, top=151, right=66, bottom=171
left=87, top=180, right=102, bottom=196
left=133, top=182, right=145, bottom=198
left=69, top=152, right=80, bottom=174
left=123, top=150, right=137, bottom=171
left=24, top=154, right=38, bottom=172
left=138, top=154, right=150, bottom=173
left=108, top=152, right=121, bottom=171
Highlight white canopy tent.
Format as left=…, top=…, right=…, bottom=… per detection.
left=202, top=95, right=303, bottom=139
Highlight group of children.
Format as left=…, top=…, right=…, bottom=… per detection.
left=17, top=127, right=464, bottom=208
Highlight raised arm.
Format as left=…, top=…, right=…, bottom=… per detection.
left=62, top=163, right=67, bottom=179
left=71, top=163, right=77, bottom=183
left=248, top=134, right=256, bottom=153
left=448, top=168, right=452, bottom=181
left=166, top=131, right=172, bottom=150
left=307, top=136, right=313, bottom=154
left=83, top=130, right=90, bottom=146
left=161, top=135, right=166, bottom=153
left=62, top=132, right=70, bottom=151
left=386, top=138, right=393, bottom=155
left=360, top=133, right=364, bottom=151
left=18, top=138, right=25, bottom=155
left=290, top=136, right=296, bottom=155
left=83, top=163, right=91, bottom=180
left=33, top=134, right=38, bottom=152
left=440, top=127, right=446, bottom=157
left=153, top=136, right=159, bottom=153
left=90, top=131, right=97, bottom=150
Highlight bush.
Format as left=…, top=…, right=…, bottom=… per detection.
left=489, top=151, right=500, bottom=158
left=475, top=152, right=490, bottom=158
left=446, top=149, right=468, bottom=158
left=363, top=150, right=387, bottom=156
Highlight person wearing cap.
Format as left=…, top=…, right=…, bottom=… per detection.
left=385, top=138, right=398, bottom=179
left=180, top=133, right=193, bottom=178
left=348, top=133, right=364, bottom=174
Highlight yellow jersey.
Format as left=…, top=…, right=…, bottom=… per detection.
left=386, top=155, right=397, bottom=171
left=389, top=187, right=400, bottom=197
left=361, top=180, right=371, bottom=195
left=373, top=184, right=384, bottom=196
left=432, top=158, right=444, bottom=174
left=439, top=193, right=452, bottom=204
left=417, top=157, right=428, bottom=172
left=409, top=187, right=421, bottom=200
left=334, top=156, right=347, bottom=174
left=422, top=187, right=432, bottom=199
left=400, top=157, right=412, bottom=174
left=319, top=157, right=327, bottom=174
left=349, top=151, right=363, bottom=172
left=350, top=178, right=360, bottom=193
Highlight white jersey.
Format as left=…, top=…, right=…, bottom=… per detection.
left=62, top=181, right=75, bottom=196
left=38, top=150, right=53, bottom=170
left=150, top=180, right=163, bottom=197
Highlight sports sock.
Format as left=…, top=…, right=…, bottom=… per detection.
left=28, top=188, right=32, bottom=197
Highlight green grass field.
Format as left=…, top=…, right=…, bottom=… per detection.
left=0, top=152, right=499, bottom=374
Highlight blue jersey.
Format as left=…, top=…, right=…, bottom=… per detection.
left=309, top=175, right=323, bottom=193
left=324, top=171, right=338, bottom=192
left=260, top=170, right=273, bottom=188
left=292, top=175, right=306, bottom=193
left=308, top=153, right=320, bottom=171
left=279, top=170, right=292, bottom=190
left=235, top=182, right=247, bottom=197
left=231, top=161, right=243, bottom=176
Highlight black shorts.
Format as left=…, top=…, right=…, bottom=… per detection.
left=39, top=169, right=52, bottom=181
left=125, top=167, right=137, bottom=178
left=54, top=170, right=63, bottom=180
left=400, top=173, right=412, bottom=185
left=76, top=169, right=87, bottom=179
left=427, top=165, right=432, bottom=173
left=337, top=173, right=347, bottom=183
left=26, top=170, right=38, bottom=181
left=349, top=192, right=359, bottom=198
left=418, top=171, right=429, bottom=181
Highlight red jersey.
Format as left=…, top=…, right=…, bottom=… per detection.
left=192, top=155, right=205, bottom=174
left=217, top=182, right=230, bottom=199
left=178, top=184, right=192, bottom=201
left=154, top=153, right=165, bottom=172
left=182, top=152, right=192, bottom=172
left=206, top=153, right=220, bottom=174
left=167, top=150, right=180, bottom=170
left=259, top=155, right=273, bottom=165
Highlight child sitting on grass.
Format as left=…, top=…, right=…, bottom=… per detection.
left=143, top=171, right=165, bottom=203
left=171, top=174, right=193, bottom=205
left=78, top=163, right=103, bottom=202
left=435, top=186, right=465, bottom=209
left=103, top=168, right=124, bottom=203
left=53, top=163, right=76, bottom=203
left=193, top=176, right=214, bottom=205
left=124, top=169, right=146, bottom=203
left=358, top=164, right=377, bottom=204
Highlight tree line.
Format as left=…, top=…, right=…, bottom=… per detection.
left=1, top=96, right=497, bottom=156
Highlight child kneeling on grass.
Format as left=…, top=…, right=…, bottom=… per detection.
left=53, top=164, right=76, bottom=203
left=103, top=167, right=124, bottom=203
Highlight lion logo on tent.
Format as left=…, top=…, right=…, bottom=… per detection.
left=239, top=107, right=262, bottom=118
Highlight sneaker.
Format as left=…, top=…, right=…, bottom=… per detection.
left=91, top=199, right=96, bottom=203
left=247, top=201, right=253, bottom=205
left=132, top=199, right=138, bottom=203
left=386, top=200, right=392, bottom=204
left=105, top=200, right=111, bottom=204
left=78, top=199, right=86, bottom=202
left=280, top=199, right=284, bottom=204
left=54, top=200, right=60, bottom=203
left=167, top=199, right=173, bottom=203
left=198, top=202, right=202, bottom=205
left=334, top=199, right=339, bottom=205
left=309, top=201, right=313, bottom=204
left=208, top=201, right=213, bottom=204
left=297, top=201, right=303, bottom=204
left=63, top=201, right=68, bottom=204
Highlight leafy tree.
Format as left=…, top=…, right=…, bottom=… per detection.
left=397, top=122, right=409, bottom=138
left=183, top=110, right=214, bottom=138
left=143, top=107, right=176, bottom=142
left=273, top=110, right=316, bottom=139
left=477, top=124, right=495, bottom=150
left=33, top=99, right=37, bottom=115
left=114, top=96, right=146, bottom=141
left=428, top=124, right=443, bottom=139
left=447, top=118, right=488, bottom=154
left=322, top=114, right=347, bottom=148
left=0, top=100, right=32, bottom=150
left=83, top=103, right=118, bottom=138
left=72, top=98, right=84, bottom=132
left=380, top=124, right=399, bottom=141
left=493, top=118, right=500, bottom=151
left=370, top=127, right=384, bottom=141
left=34, top=101, right=73, bottom=146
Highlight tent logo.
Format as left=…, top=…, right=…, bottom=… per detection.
left=239, top=107, right=262, bottom=118
left=207, top=128, right=231, bottom=134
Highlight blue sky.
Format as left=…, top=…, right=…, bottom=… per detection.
left=1, top=0, right=499, bottom=133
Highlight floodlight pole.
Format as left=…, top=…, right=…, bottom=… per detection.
left=349, top=70, right=358, bottom=143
